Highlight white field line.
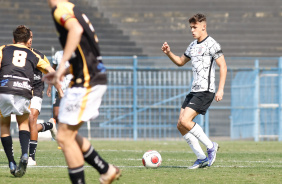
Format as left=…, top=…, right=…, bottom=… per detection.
left=1, top=165, right=282, bottom=169
left=1, top=149, right=280, bottom=154
left=6, top=157, right=281, bottom=164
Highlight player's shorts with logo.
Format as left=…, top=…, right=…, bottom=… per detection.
left=181, top=91, right=215, bottom=115
left=58, top=85, right=107, bottom=125
left=0, top=94, right=30, bottom=117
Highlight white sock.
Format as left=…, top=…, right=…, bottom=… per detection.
left=189, top=123, right=213, bottom=149
left=183, top=132, right=206, bottom=160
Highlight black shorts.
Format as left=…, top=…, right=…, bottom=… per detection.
left=32, top=81, right=44, bottom=98
left=53, top=91, right=61, bottom=107
left=181, top=91, right=215, bottom=115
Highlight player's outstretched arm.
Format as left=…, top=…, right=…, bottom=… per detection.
left=53, top=19, right=83, bottom=92
left=215, top=55, right=227, bottom=102
left=161, top=42, right=189, bottom=66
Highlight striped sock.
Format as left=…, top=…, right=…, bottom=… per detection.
left=40, top=122, right=53, bottom=132
left=83, top=145, right=109, bottom=174
left=29, top=140, right=38, bottom=160
left=68, top=165, right=85, bottom=184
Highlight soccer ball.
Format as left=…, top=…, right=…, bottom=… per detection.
left=142, top=150, right=162, bottom=168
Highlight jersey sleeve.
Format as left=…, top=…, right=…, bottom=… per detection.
left=53, top=2, right=76, bottom=27
left=210, top=42, right=223, bottom=60
left=36, top=58, right=50, bottom=74
left=184, top=42, right=194, bottom=59
left=30, top=48, right=50, bottom=74
left=43, top=55, right=50, bottom=65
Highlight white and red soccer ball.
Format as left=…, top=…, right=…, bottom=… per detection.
left=142, top=150, right=162, bottom=168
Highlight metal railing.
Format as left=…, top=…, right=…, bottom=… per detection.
left=31, top=56, right=282, bottom=141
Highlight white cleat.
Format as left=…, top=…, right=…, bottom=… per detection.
left=27, top=157, right=37, bottom=166
left=49, top=118, right=57, bottom=140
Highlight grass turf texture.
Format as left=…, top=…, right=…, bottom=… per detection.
left=0, top=140, right=282, bottom=184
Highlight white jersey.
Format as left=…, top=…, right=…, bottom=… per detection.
left=184, top=36, right=223, bottom=93
left=53, top=51, right=73, bottom=92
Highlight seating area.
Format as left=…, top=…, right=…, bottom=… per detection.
left=1, top=0, right=281, bottom=57
left=0, top=0, right=143, bottom=56
left=97, top=0, right=282, bottom=57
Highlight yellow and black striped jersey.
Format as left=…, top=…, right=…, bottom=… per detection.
left=51, top=1, right=107, bottom=88
left=0, top=44, right=50, bottom=99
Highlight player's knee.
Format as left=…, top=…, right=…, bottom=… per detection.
left=29, top=114, right=38, bottom=124
left=179, top=117, right=192, bottom=127
left=56, top=132, right=65, bottom=146
left=176, top=121, right=182, bottom=131
left=56, top=130, right=75, bottom=147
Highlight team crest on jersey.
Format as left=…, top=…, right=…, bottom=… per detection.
left=60, top=13, right=75, bottom=26
left=197, top=46, right=205, bottom=55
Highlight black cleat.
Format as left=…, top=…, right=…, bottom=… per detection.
left=9, top=162, right=17, bottom=176
left=14, top=153, right=28, bottom=177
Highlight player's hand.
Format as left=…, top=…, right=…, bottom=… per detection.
left=161, top=42, right=170, bottom=54
left=42, top=72, right=62, bottom=91
left=46, top=84, right=52, bottom=97
left=58, top=88, right=64, bottom=99
left=215, top=89, right=224, bottom=102
left=42, top=72, right=56, bottom=84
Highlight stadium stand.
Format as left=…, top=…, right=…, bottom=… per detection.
left=0, top=0, right=143, bottom=56
left=1, top=0, right=281, bottom=57
left=0, top=0, right=281, bottom=137
left=96, top=0, right=282, bottom=57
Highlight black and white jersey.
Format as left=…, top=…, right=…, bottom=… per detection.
left=31, top=48, right=50, bottom=98
left=51, top=2, right=107, bottom=88
left=184, top=36, right=223, bottom=93
left=0, top=44, right=49, bottom=99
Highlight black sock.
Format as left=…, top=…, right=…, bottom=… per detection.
left=68, top=166, right=85, bottom=184
left=29, top=140, right=37, bottom=160
left=19, top=130, right=30, bottom=156
left=1, top=136, right=15, bottom=164
left=83, top=145, right=109, bottom=174
left=40, top=122, right=53, bottom=132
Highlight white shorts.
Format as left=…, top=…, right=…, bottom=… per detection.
left=58, top=85, right=107, bottom=125
left=30, top=96, right=43, bottom=112
left=0, top=94, right=31, bottom=117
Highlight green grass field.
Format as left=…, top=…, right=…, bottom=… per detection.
left=0, top=140, right=282, bottom=184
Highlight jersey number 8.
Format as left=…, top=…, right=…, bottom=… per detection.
left=12, top=50, right=27, bottom=67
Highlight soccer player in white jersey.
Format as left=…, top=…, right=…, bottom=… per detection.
left=162, top=13, right=227, bottom=169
